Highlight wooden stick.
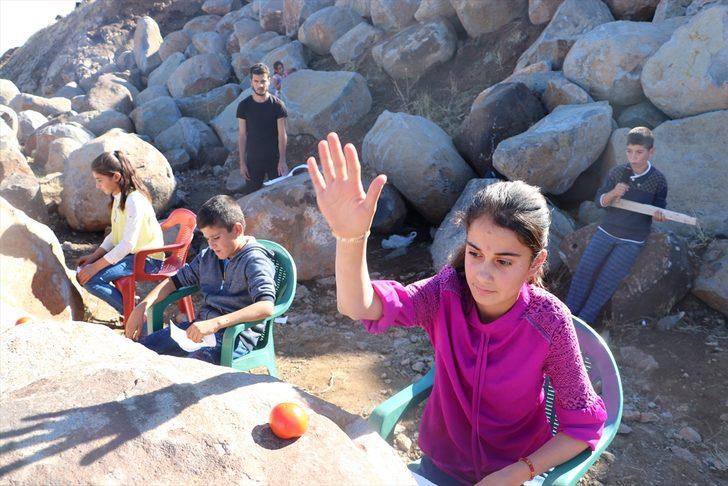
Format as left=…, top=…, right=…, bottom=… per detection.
left=611, top=199, right=697, bottom=226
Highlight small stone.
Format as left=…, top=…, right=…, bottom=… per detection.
left=394, top=423, right=406, bottom=435
left=400, top=358, right=410, bottom=367
left=411, top=361, right=426, bottom=373
left=670, top=445, right=698, bottom=464
left=380, top=372, right=388, bottom=379
left=682, top=372, right=689, bottom=378
left=647, top=401, right=657, bottom=409
left=408, top=334, right=418, bottom=343
left=678, top=426, right=702, bottom=443
left=618, top=423, right=632, bottom=435
left=638, top=412, right=659, bottom=423
left=394, top=433, right=412, bottom=452
left=384, top=379, right=392, bottom=384
left=720, top=413, right=728, bottom=422
left=622, top=408, right=641, bottom=422
left=602, top=451, right=616, bottom=464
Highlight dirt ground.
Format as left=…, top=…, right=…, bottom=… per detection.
left=40, top=18, right=728, bottom=486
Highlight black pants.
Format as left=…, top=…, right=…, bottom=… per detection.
left=243, top=153, right=278, bottom=195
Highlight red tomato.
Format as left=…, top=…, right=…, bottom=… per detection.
left=15, top=316, right=32, bottom=325
left=269, top=402, right=309, bottom=439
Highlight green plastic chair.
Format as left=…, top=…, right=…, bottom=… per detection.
left=146, top=240, right=297, bottom=377
left=368, top=317, right=623, bottom=486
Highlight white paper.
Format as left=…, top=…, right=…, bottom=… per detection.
left=262, top=164, right=309, bottom=186
left=170, top=321, right=216, bottom=352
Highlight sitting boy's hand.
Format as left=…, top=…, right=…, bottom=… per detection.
left=187, top=320, right=218, bottom=342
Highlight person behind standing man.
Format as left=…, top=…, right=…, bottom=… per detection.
left=237, top=63, right=288, bottom=194
left=566, top=126, right=668, bottom=325
left=270, top=61, right=285, bottom=97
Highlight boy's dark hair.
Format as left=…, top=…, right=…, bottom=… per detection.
left=626, top=126, right=654, bottom=149
left=250, top=63, right=270, bottom=78
left=91, top=150, right=150, bottom=210
left=197, top=195, right=246, bottom=232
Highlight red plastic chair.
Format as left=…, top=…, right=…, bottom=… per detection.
left=113, top=208, right=197, bottom=328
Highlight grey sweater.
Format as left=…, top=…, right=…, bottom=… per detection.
left=171, top=238, right=276, bottom=350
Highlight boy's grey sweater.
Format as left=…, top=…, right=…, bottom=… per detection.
left=171, top=238, right=276, bottom=350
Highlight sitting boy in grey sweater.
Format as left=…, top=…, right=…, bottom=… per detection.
left=127, top=195, right=276, bottom=363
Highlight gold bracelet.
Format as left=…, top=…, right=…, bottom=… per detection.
left=332, top=230, right=370, bottom=243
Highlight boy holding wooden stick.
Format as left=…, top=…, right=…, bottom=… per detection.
left=566, top=127, right=668, bottom=324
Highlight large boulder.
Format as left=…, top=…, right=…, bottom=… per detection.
left=192, top=31, right=228, bottom=57
left=239, top=174, right=336, bottom=280
left=604, top=0, right=660, bottom=20
left=202, top=0, right=242, bottom=15
left=233, top=18, right=266, bottom=48
left=298, top=6, right=363, bottom=55
left=9, top=93, right=71, bottom=117
left=232, top=33, right=289, bottom=80
left=528, top=0, right=565, bottom=24
left=372, top=183, right=407, bottom=234
left=53, top=81, right=85, bottom=99
left=560, top=224, right=692, bottom=321
left=159, top=30, right=192, bottom=61
left=651, top=110, right=728, bottom=236
left=454, top=82, right=545, bottom=177
left=415, top=0, right=457, bottom=22
left=0, top=321, right=415, bottom=484
left=0, top=199, right=84, bottom=321
left=370, top=0, right=418, bottom=31
left=0, top=79, right=20, bottom=105
left=336, top=0, right=371, bottom=17
left=616, top=100, right=668, bottom=129
left=176, top=83, right=242, bottom=123
left=362, top=111, right=476, bottom=224
left=0, top=117, right=19, bottom=153
left=374, top=19, right=457, bottom=83
left=282, top=70, right=371, bottom=139
left=211, top=89, right=252, bottom=151
left=331, top=22, right=383, bottom=65
left=642, top=6, right=728, bottom=118
left=542, top=77, right=593, bottom=112
left=0, top=105, right=18, bottom=136
left=133, top=16, right=163, bottom=75
left=59, top=129, right=176, bottom=231
left=0, top=171, right=48, bottom=224
left=135, top=84, right=171, bottom=107
left=0, top=148, right=33, bottom=179
left=17, top=110, right=47, bottom=145
left=449, top=0, right=528, bottom=38
left=154, top=117, right=222, bottom=166
left=86, top=74, right=136, bottom=115
left=692, top=239, right=728, bottom=316
left=70, top=110, right=134, bottom=136
left=493, top=101, right=613, bottom=195
left=167, top=54, right=232, bottom=98
left=260, top=0, right=286, bottom=33
left=29, top=122, right=94, bottom=167
left=653, top=0, right=692, bottom=21
left=516, top=0, right=615, bottom=71
left=183, top=14, right=223, bottom=35
left=563, top=19, right=683, bottom=106
left=129, top=96, right=182, bottom=139
left=46, top=137, right=83, bottom=173
left=147, top=52, right=186, bottom=87
left=261, top=41, right=309, bottom=73
left=284, top=0, right=335, bottom=37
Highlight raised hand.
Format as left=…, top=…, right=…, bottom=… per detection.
left=306, top=132, right=387, bottom=239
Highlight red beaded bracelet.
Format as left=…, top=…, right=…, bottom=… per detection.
left=519, top=456, right=536, bottom=481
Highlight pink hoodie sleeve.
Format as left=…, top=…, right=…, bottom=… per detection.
left=542, top=308, right=608, bottom=450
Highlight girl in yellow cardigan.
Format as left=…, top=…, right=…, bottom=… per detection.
left=76, top=150, right=164, bottom=316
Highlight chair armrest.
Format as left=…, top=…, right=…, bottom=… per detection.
left=368, top=367, right=435, bottom=441
left=133, top=242, right=186, bottom=277
left=146, top=285, right=198, bottom=334
left=219, top=319, right=269, bottom=367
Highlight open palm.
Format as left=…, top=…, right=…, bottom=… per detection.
left=306, top=133, right=386, bottom=238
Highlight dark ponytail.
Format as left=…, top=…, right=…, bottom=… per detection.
left=91, top=150, right=151, bottom=210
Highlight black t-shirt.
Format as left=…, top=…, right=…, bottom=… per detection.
left=236, top=94, right=287, bottom=160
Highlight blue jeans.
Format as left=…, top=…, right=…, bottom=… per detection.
left=566, top=229, right=643, bottom=324
left=83, top=255, right=162, bottom=314
left=139, top=320, right=251, bottom=364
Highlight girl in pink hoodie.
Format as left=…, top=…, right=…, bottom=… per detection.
left=306, top=133, right=607, bottom=486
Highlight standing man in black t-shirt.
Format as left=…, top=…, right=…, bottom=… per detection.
left=236, top=63, right=288, bottom=194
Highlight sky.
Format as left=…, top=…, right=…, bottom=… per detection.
left=0, top=0, right=78, bottom=56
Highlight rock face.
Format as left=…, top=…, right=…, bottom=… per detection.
left=616, top=100, right=667, bottom=129
left=542, top=77, right=593, bottom=112
left=454, top=82, right=545, bottom=176
left=560, top=224, right=692, bottom=321
left=298, top=6, right=363, bottom=55
left=167, top=53, right=232, bottom=98
left=331, top=22, right=383, bottom=65
left=16, top=110, right=47, bottom=145
left=370, top=0, right=418, bottom=31
left=528, top=0, right=565, bottom=24
left=692, top=239, right=728, bottom=316
left=260, top=0, right=286, bottom=33
left=604, top=0, right=660, bottom=20
left=0, top=150, right=48, bottom=222
left=282, top=70, right=371, bottom=139
left=517, top=0, right=614, bottom=71
left=86, top=75, right=136, bottom=115
left=239, top=174, right=336, bottom=280
left=0, top=320, right=415, bottom=484
left=147, top=52, right=186, bottom=87
left=362, top=111, right=476, bottom=224
left=133, top=16, right=164, bottom=74
left=261, top=41, right=308, bottom=74
left=159, top=30, right=192, bottom=61
left=415, top=0, right=457, bottom=22
left=129, top=96, right=182, bottom=139
left=653, top=0, right=692, bottom=21
left=450, top=0, right=528, bottom=38
left=651, top=110, right=728, bottom=236
left=192, top=31, right=227, bottom=57
left=59, top=129, right=176, bottom=231
left=203, top=0, right=242, bottom=15
left=135, top=85, right=171, bottom=107
left=641, top=6, right=728, bottom=118
left=493, top=101, right=613, bottom=195
left=46, top=138, right=83, bottom=173
left=175, top=83, right=241, bottom=122
left=284, top=0, right=335, bottom=37
left=374, top=19, right=457, bottom=83
left=0, top=79, right=20, bottom=105
left=232, top=33, right=289, bottom=80
left=0, top=198, right=84, bottom=321
left=154, top=117, right=221, bottom=166
left=9, top=93, right=71, bottom=117
left=70, top=110, right=134, bottom=136
left=29, top=122, right=94, bottom=167
left=233, top=18, right=266, bottom=48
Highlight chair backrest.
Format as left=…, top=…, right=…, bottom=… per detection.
left=257, top=239, right=297, bottom=316
left=160, top=208, right=197, bottom=268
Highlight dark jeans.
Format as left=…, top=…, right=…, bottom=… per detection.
left=243, top=154, right=278, bottom=194
left=139, top=320, right=251, bottom=364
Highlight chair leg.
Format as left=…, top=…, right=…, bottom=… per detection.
left=177, top=296, right=195, bottom=322
left=113, top=276, right=136, bottom=325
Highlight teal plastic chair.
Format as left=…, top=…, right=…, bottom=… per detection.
left=147, top=240, right=296, bottom=377
left=368, top=317, right=623, bottom=485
